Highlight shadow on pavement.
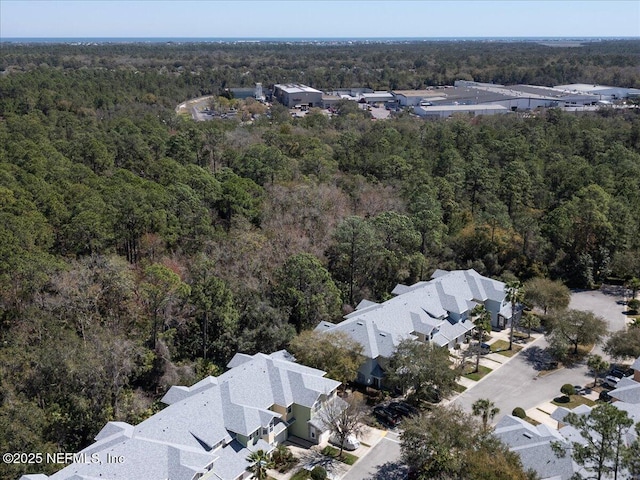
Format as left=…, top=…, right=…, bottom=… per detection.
left=600, top=285, right=628, bottom=297
left=522, top=345, right=553, bottom=371
left=365, top=461, right=408, bottom=480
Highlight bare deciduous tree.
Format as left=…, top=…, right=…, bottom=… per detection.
left=317, top=395, right=367, bottom=459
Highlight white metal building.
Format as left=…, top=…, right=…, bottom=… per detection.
left=273, top=84, right=323, bottom=108
left=554, top=83, right=640, bottom=101
left=393, top=89, right=448, bottom=107
left=414, top=104, right=509, bottom=118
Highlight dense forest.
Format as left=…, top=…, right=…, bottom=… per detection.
left=1, top=40, right=639, bottom=477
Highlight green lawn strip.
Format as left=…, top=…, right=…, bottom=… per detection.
left=452, top=382, right=467, bottom=393
left=490, top=339, right=523, bottom=356
left=321, top=445, right=358, bottom=465
left=289, top=469, right=310, bottom=480
left=463, top=365, right=492, bottom=381
left=551, top=395, right=596, bottom=409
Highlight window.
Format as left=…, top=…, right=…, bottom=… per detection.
left=287, top=405, right=292, bottom=414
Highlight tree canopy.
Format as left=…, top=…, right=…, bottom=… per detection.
left=1, top=40, right=640, bottom=478
left=401, top=405, right=536, bottom=480
left=387, top=339, right=459, bottom=404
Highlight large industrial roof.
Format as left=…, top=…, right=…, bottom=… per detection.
left=393, top=89, right=446, bottom=98
left=275, top=83, right=322, bottom=94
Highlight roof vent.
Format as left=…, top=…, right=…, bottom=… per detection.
left=523, top=432, right=532, bottom=439
left=379, top=333, right=386, bottom=337
left=356, top=321, right=364, bottom=326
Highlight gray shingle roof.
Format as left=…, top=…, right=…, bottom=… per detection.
left=318, top=269, right=501, bottom=358
left=23, top=351, right=337, bottom=480
left=494, top=415, right=575, bottom=480
left=609, top=378, right=640, bottom=403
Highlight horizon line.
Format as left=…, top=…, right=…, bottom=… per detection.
left=3, top=35, right=640, bottom=39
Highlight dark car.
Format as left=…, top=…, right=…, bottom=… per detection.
left=373, top=406, right=400, bottom=427
left=599, top=390, right=612, bottom=402
left=387, top=401, right=417, bottom=418
left=610, top=366, right=632, bottom=379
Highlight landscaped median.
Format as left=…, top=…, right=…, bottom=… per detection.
left=489, top=339, right=523, bottom=357
left=463, top=364, right=493, bottom=381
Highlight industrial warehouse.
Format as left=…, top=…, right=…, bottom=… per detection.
left=266, top=80, right=640, bottom=118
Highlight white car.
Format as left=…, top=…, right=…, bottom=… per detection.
left=329, top=434, right=360, bottom=451
left=604, top=375, right=621, bottom=388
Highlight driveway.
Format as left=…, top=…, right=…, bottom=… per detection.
left=341, top=432, right=406, bottom=480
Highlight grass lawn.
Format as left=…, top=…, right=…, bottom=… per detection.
left=551, top=395, right=596, bottom=409
left=290, top=469, right=310, bottom=480
left=513, top=332, right=535, bottom=342
left=490, top=339, right=523, bottom=357
left=463, top=365, right=492, bottom=381
left=452, top=382, right=467, bottom=393
left=321, top=445, right=358, bottom=465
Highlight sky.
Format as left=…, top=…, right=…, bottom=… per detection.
left=1, top=0, right=639, bottom=39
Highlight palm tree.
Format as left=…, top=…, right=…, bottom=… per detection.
left=472, top=398, right=500, bottom=430
left=471, top=304, right=492, bottom=373
left=246, top=449, right=274, bottom=480
left=587, top=354, right=609, bottom=388
left=506, top=280, right=523, bottom=350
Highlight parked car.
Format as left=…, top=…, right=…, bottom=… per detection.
left=373, top=406, right=400, bottom=427
left=604, top=375, right=621, bottom=388
left=610, top=366, right=632, bottom=378
left=599, top=390, right=612, bottom=402
left=387, top=401, right=417, bottom=418
left=329, top=434, right=360, bottom=451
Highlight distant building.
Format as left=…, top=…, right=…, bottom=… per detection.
left=393, top=89, right=446, bottom=107
left=273, top=83, right=323, bottom=108
left=554, top=83, right=640, bottom=101
left=414, top=104, right=510, bottom=118
left=361, top=91, right=396, bottom=106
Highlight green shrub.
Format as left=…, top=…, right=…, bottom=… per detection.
left=561, top=384, right=575, bottom=396
left=512, top=407, right=526, bottom=419
left=628, top=298, right=640, bottom=313
left=311, top=466, right=327, bottom=480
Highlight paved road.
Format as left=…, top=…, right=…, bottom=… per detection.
left=452, top=335, right=593, bottom=417
left=342, top=432, right=406, bottom=480
left=453, top=288, right=628, bottom=419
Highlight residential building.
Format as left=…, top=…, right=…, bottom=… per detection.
left=315, top=269, right=513, bottom=388
left=21, top=351, right=341, bottom=480
left=493, top=415, right=576, bottom=480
